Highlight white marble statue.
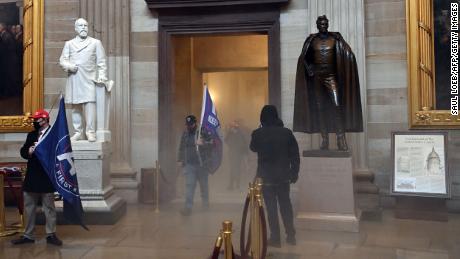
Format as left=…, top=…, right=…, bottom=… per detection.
left=59, top=18, right=113, bottom=142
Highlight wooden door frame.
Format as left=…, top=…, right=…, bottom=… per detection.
left=154, top=3, right=284, bottom=194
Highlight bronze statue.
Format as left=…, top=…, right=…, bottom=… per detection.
left=293, top=15, right=363, bottom=151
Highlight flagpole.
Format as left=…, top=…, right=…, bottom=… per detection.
left=196, top=84, right=208, bottom=166
left=198, top=83, right=207, bottom=139
left=48, top=92, right=63, bottom=119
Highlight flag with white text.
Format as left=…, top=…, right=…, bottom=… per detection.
left=35, top=96, right=88, bottom=230
left=199, top=85, right=223, bottom=174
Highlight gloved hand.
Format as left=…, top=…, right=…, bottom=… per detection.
left=290, top=172, right=298, bottom=184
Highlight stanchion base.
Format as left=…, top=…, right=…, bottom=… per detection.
left=0, top=229, right=19, bottom=237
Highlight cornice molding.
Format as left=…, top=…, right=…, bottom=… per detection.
left=145, top=0, right=289, bottom=9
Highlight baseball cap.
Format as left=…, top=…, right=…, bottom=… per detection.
left=30, top=109, right=49, bottom=119
left=185, top=115, right=197, bottom=125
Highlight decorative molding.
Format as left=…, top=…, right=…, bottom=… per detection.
left=0, top=116, right=32, bottom=132
left=145, top=0, right=288, bottom=9
left=406, top=0, right=459, bottom=128
left=414, top=111, right=460, bottom=128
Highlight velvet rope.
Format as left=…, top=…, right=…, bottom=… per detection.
left=258, top=204, right=268, bottom=259
left=239, top=194, right=250, bottom=258
left=210, top=234, right=223, bottom=259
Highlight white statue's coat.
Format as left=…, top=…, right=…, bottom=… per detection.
left=59, top=36, right=107, bottom=104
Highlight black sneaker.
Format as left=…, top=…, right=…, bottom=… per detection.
left=286, top=235, right=296, bottom=245
left=11, top=236, right=34, bottom=245
left=267, top=238, right=281, bottom=248
left=46, top=234, right=63, bottom=246
left=180, top=208, right=192, bottom=216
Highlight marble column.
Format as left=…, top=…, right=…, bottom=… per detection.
left=79, top=0, right=139, bottom=203
left=306, top=0, right=379, bottom=217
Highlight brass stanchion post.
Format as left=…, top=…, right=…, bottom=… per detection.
left=249, top=182, right=256, bottom=258
left=255, top=178, right=264, bottom=256
left=222, top=220, right=233, bottom=259
left=154, top=160, right=160, bottom=213
left=253, top=181, right=262, bottom=259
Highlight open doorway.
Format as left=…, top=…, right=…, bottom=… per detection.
left=170, top=34, right=268, bottom=203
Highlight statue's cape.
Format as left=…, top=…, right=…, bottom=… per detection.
left=293, top=32, right=363, bottom=133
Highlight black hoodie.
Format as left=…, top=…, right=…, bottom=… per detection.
left=250, top=105, right=300, bottom=184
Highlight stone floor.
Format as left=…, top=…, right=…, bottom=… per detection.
left=1, top=200, right=459, bottom=259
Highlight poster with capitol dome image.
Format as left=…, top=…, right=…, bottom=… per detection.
left=391, top=132, right=449, bottom=198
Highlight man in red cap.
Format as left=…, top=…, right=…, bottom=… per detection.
left=11, top=109, right=63, bottom=246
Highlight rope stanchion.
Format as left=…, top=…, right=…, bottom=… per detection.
left=209, top=221, right=237, bottom=259
left=222, top=221, right=233, bottom=259
left=239, top=178, right=267, bottom=259
left=211, top=178, right=267, bottom=259
left=251, top=182, right=261, bottom=259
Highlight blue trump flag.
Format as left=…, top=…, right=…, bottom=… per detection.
left=35, top=97, right=88, bottom=230
left=199, top=85, right=223, bottom=174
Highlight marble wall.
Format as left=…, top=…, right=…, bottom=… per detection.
left=279, top=0, right=308, bottom=128
left=365, top=0, right=408, bottom=205
left=129, top=0, right=158, bottom=184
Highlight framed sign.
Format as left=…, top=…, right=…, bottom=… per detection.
left=391, top=132, right=449, bottom=197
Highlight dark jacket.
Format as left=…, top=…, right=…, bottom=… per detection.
left=20, top=130, right=55, bottom=193
left=177, top=127, right=213, bottom=166
left=178, top=129, right=201, bottom=166
left=250, top=105, right=300, bottom=184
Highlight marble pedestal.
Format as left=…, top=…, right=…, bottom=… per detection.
left=56, top=141, right=126, bottom=224
left=297, top=151, right=360, bottom=232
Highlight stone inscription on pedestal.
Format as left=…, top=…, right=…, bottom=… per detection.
left=297, top=155, right=360, bottom=232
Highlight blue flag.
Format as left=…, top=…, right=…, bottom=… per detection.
left=199, top=85, right=223, bottom=174
left=35, top=97, right=88, bottom=230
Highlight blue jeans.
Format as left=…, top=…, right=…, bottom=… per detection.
left=184, top=164, right=209, bottom=209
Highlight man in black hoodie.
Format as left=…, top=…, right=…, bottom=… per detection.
left=250, top=105, right=300, bottom=247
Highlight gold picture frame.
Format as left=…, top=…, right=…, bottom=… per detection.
left=0, top=0, right=44, bottom=133
left=407, top=0, right=460, bottom=128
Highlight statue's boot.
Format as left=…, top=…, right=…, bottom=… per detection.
left=320, top=132, right=329, bottom=150
left=333, top=103, right=348, bottom=151
left=337, top=133, right=348, bottom=151
left=70, top=132, right=84, bottom=141
left=87, top=132, right=96, bottom=142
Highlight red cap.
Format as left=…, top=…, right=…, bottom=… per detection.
left=31, top=109, right=49, bottom=119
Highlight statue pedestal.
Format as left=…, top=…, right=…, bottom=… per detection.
left=296, top=151, right=360, bottom=232
left=57, top=141, right=126, bottom=224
